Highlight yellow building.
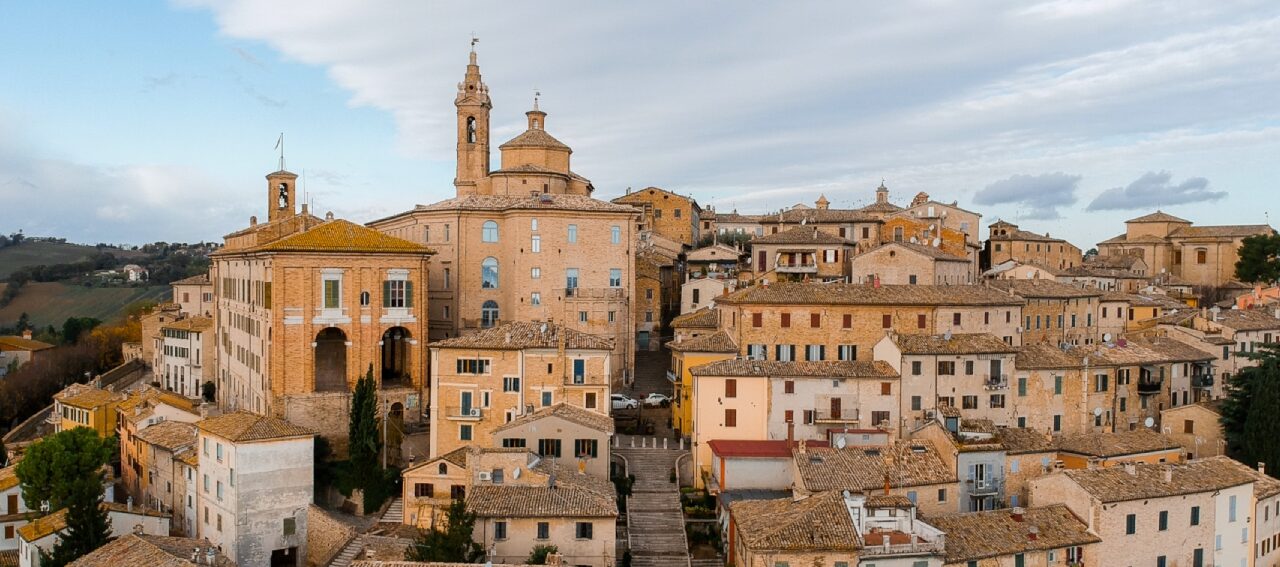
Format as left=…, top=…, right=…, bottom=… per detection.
left=52, top=383, right=123, bottom=437
left=666, top=330, right=737, bottom=438
left=368, top=49, right=638, bottom=383
left=987, top=220, right=1083, bottom=271
left=1097, top=211, right=1273, bottom=288
left=611, top=186, right=702, bottom=247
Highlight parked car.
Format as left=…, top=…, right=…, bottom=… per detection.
left=611, top=394, right=639, bottom=410
left=643, top=393, right=672, bottom=407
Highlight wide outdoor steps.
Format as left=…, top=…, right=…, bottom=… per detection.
left=617, top=444, right=691, bottom=566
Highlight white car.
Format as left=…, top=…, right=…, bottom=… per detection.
left=643, top=393, right=672, bottom=407
left=611, top=394, right=639, bottom=410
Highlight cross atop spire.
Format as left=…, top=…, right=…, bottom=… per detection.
left=533, top=90, right=541, bottom=111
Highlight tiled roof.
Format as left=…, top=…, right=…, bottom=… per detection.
left=1061, top=456, right=1256, bottom=503
left=1097, top=233, right=1171, bottom=245
left=690, top=360, right=898, bottom=379
left=491, top=403, right=614, bottom=435
left=1223, top=459, right=1280, bottom=500
left=996, top=428, right=1057, bottom=455
left=498, top=128, right=571, bottom=150
left=18, top=508, right=67, bottom=541
left=405, top=194, right=637, bottom=214
left=169, top=274, right=210, bottom=286
left=0, top=465, right=17, bottom=492
left=987, top=279, right=1101, bottom=299
left=712, top=211, right=765, bottom=223
left=134, top=420, right=199, bottom=452
left=859, top=201, right=905, bottom=214
left=1015, top=344, right=1109, bottom=369
left=864, top=494, right=915, bottom=508
left=1213, top=309, right=1280, bottom=331
left=708, top=439, right=830, bottom=459
left=489, top=163, right=568, bottom=176
left=611, top=186, right=699, bottom=207
left=686, top=244, right=743, bottom=262
left=667, top=330, right=737, bottom=353
left=929, top=505, right=1100, bottom=564
left=403, top=447, right=469, bottom=475
left=466, top=461, right=616, bottom=518
left=0, top=336, right=54, bottom=351
left=793, top=442, right=956, bottom=492
left=248, top=219, right=432, bottom=255
left=1056, top=430, right=1180, bottom=458
left=773, top=208, right=879, bottom=224
left=160, top=316, right=213, bottom=332
left=869, top=241, right=969, bottom=262
left=197, top=411, right=314, bottom=443
left=731, top=491, right=860, bottom=552
left=893, top=333, right=1017, bottom=355
left=54, top=383, right=121, bottom=410
left=717, top=282, right=1025, bottom=307
left=1126, top=211, right=1191, bottom=224
left=428, top=321, right=614, bottom=351
left=1100, top=292, right=1186, bottom=309
left=0, top=550, right=15, bottom=567
left=671, top=307, right=718, bottom=329
left=987, top=228, right=1067, bottom=243
left=68, top=534, right=234, bottom=567
left=752, top=226, right=853, bottom=245
left=1100, top=337, right=1215, bottom=365
left=1084, top=255, right=1145, bottom=270
left=116, top=387, right=199, bottom=422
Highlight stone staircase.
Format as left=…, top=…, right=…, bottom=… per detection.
left=326, top=537, right=364, bottom=567
left=617, top=444, right=690, bottom=567
left=380, top=497, right=403, bottom=524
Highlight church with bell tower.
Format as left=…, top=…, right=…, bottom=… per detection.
left=369, top=46, right=639, bottom=387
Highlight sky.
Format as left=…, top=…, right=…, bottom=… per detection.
left=1, top=1, right=1278, bottom=248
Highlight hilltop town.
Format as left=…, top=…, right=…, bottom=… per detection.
left=2, top=48, right=1279, bottom=567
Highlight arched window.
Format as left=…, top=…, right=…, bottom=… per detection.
left=481, top=300, right=499, bottom=328
left=466, top=116, right=477, bottom=143
left=481, top=257, right=499, bottom=289
left=438, top=462, right=448, bottom=475
left=481, top=221, right=499, bottom=243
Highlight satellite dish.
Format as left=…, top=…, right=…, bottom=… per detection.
left=836, top=436, right=847, bottom=449
left=512, top=467, right=522, bottom=479
left=1144, top=417, right=1155, bottom=428
left=932, top=238, right=941, bottom=247
left=1102, top=333, right=1112, bottom=342
left=1093, top=407, right=1103, bottom=417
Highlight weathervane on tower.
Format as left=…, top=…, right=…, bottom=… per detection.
left=470, top=33, right=479, bottom=51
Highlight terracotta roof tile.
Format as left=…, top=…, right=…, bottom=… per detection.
left=0, top=465, right=17, bottom=492
left=995, top=428, right=1057, bottom=455
left=752, top=226, right=853, bottom=245
left=1055, top=430, right=1180, bottom=458
left=893, top=333, right=1017, bottom=355
left=1015, top=344, right=1110, bottom=369
left=1099, top=337, right=1215, bottom=365
left=17, top=508, right=67, bottom=541
left=169, top=274, right=211, bottom=286
left=987, top=228, right=1068, bottom=243
left=671, top=307, right=718, bottom=329
left=987, top=279, right=1101, bottom=299
left=1060, top=456, right=1256, bottom=503
left=793, top=442, right=955, bottom=492
left=498, top=128, right=571, bottom=150
left=406, top=194, right=636, bottom=214
left=718, top=282, right=1025, bottom=307
left=246, top=219, right=432, bottom=255
left=1212, top=309, right=1280, bottom=331
left=160, top=316, right=213, bottom=333
left=689, top=360, right=898, bottom=379
left=1126, top=211, right=1191, bottom=223
left=491, top=403, right=614, bottom=435
left=465, top=461, right=616, bottom=518
left=667, top=330, right=737, bottom=353
left=68, top=533, right=234, bottom=566
left=134, top=420, right=199, bottom=452
left=428, top=321, right=614, bottom=351
left=929, top=505, right=1100, bottom=563
left=730, top=491, right=860, bottom=552
left=686, top=244, right=743, bottom=262
left=54, top=383, right=121, bottom=410
left=197, top=411, right=314, bottom=443
left=867, top=241, right=969, bottom=262
left=0, top=336, right=54, bottom=351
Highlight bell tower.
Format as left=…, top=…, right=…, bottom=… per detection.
left=267, top=170, right=298, bottom=222
left=454, top=43, right=491, bottom=195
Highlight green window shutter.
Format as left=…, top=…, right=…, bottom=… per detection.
left=324, top=280, right=339, bottom=309
left=1055, top=375, right=1063, bottom=395
left=383, top=280, right=391, bottom=307
left=405, top=280, right=413, bottom=308
left=1018, top=377, right=1027, bottom=397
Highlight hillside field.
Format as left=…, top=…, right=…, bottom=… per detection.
left=0, top=240, right=144, bottom=279
left=0, top=282, right=167, bottom=328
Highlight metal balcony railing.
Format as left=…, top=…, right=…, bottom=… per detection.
left=1192, top=374, right=1214, bottom=388
left=814, top=408, right=859, bottom=423
left=1137, top=380, right=1162, bottom=395
left=984, top=375, right=1009, bottom=390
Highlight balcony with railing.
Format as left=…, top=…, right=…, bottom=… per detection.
left=983, top=375, right=1009, bottom=390
left=775, top=262, right=818, bottom=274
left=1137, top=366, right=1163, bottom=395
left=814, top=408, right=859, bottom=424
left=1192, top=374, right=1214, bottom=389
left=859, top=526, right=946, bottom=558
left=563, top=287, right=625, bottom=301
left=444, top=406, right=483, bottom=421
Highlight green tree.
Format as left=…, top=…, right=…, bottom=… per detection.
left=1235, top=232, right=1280, bottom=284
left=60, top=317, right=101, bottom=345
left=404, top=499, right=484, bottom=562
left=15, top=428, right=113, bottom=511
left=39, top=475, right=111, bottom=567
left=349, top=365, right=381, bottom=481
left=526, top=544, right=559, bottom=564
left=1221, top=344, right=1280, bottom=473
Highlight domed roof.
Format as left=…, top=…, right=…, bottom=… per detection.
left=498, top=128, right=570, bottom=151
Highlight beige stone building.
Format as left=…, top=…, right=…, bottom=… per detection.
left=210, top=169, right=432, bottom=448
left=426, top=321, right=613, bottom=459
left=851, top=241, right=974, bottom=285
left=1160, top=401, right=1225, bottom=460
left=152, top=315, right=213, bottom=400
left=791, top=442, right=958, bottom=518
left=170, top=274, right=214, bottom=317
left=750, top=226, right=855, bottom=283
left=986, top=220, right=1083, bottom=271
left=1097, top=211, right=1273, bottom=288
left=369, top=51, right=638, bottom=380
left=903, top=192, right=983, bottom=247
left=987, top=279, right=1102, bottom=346
left=611, top=186, right=701, bottom=247
left=874, top=333, right=1018, bottom=433
left=491, top=402, right=614, bottom=478
left=1011, top=344, right=1117, bottom=437
left=1030, top=458, right=1258, bottom=567
left=714, top=283, right=1025, bottom=365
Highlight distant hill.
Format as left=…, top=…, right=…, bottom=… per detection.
left=0, top=240, right=144, bottom=279
left=0, top=282, right=167, bottom=328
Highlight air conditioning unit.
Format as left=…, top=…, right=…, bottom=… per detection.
left=477, top=471, right=491, bottom=481
left=469, top=408, right=481, bottom=417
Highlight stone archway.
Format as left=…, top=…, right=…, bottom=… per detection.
left=314, top=327, right=348, bottom=392
left=381, top=326, right=411, bottom=386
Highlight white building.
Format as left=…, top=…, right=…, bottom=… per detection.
left=153, top=316, right=213, bottom=400
left=0, top=465, right=32, bottom=554
left=196, top=411, right=314, bottom=567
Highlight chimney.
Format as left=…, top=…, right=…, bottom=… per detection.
left=1162, top=466, right=1173, bottom=484
left=1260, top=462, right=1267, bottom=476
left=249, top=215, right=257, bottom=226
left=1124, top=462, right=1137, bottom=476
left=1027, top=526, right=1039, bottom=541
left=300, top=203, right=309, bottom=215
left=21, top=329, right=32, bottom=340
left=798, top=439, right=807, bottom=455
left=1011, top=507, right=1025, bottom=522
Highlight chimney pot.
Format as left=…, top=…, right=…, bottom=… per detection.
left=1259, top=462, right=1267, bottom=475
